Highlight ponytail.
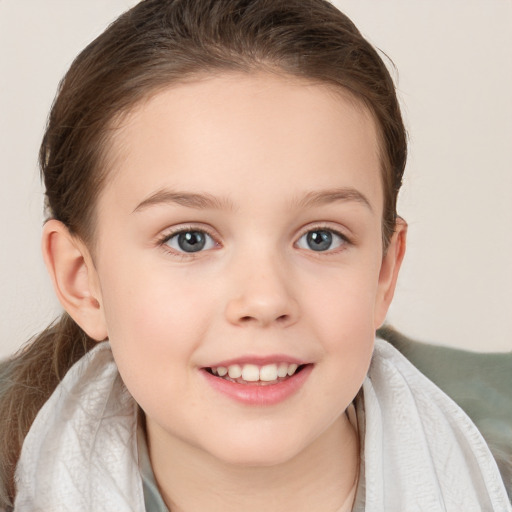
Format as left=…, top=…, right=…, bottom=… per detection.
left=0, top=313, right=96, bottom=507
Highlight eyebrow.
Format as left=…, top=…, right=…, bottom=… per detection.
left=133, top=189, right=235, bottom=213
left=294, top=187, right=373, bottom=212
left=132, top=186, right=372, bottom=213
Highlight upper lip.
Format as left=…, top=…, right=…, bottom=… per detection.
left=203, top=354, right=309, bottom=368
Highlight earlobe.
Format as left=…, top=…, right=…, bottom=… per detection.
left=41, top=219, right=108, bottom=341
left=374, top=218, right=407, bottom=328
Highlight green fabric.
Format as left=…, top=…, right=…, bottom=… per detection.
left=378, top=326, right=512, bottom=501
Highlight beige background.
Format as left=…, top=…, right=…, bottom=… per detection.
left=1, top=0, right=511, bottom=358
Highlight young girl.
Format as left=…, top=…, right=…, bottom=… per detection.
left=0, top=1, right=510, bottom=510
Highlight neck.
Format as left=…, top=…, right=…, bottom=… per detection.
left=146, top=412, right=359, bottom=512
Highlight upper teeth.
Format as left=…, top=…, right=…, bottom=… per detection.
left=212, top=363, right=299, bottom=382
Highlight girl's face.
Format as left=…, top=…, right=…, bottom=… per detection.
left=86, top=72, right=404, bottom=466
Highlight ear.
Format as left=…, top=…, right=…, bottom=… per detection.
left=41, top=219, right=108, bottom=341
left=374, top=218, right=407, bottom=328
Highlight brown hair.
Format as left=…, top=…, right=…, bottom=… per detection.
left=0, top=0, right=406, bottom=505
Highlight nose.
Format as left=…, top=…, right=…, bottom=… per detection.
left=224, top=257, right=299, bottom=328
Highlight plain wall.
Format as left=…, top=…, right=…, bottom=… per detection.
left=1, top=0, right=511, bottom=359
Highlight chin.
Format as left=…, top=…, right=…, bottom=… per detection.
left=205, top=431, right=308, bottom=468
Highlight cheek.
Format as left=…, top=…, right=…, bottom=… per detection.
left=96, top=259, right=216, bottom=391
left=100, top=255, right=209, bottom=335
left=303, top=261, right=380, bottom=336
left=99, top=275, right=205, bottom=421
left=301, top=263, right=379, bottom=386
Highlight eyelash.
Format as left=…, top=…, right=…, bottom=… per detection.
left=156, top=224, right=352, bottom=257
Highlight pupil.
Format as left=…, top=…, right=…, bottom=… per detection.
left=178, top=232, right=206, bottom=252
left=307, top=231, right=332, bottom=251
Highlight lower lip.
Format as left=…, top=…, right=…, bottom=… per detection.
left=201, top=364, right=313, bottom=406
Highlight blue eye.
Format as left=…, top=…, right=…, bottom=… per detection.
left=164, top=230, right=216, bottom=253
left=296, top=229, right=346, bottom=252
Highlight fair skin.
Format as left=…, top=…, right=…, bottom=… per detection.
left=42, top=72, right=406, bottom=511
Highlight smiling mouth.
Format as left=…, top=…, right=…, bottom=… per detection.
left=204, top=363, right=309, bottom=386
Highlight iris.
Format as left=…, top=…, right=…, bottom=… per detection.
left=177, top=231, right=206, bottom=252
left=306, top=230, right=333, bottom=251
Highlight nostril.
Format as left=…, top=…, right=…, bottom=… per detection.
left=239, top=314, right=289, bottom=324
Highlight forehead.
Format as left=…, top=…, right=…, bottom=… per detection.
left=100, top=72, right=382, bottom=215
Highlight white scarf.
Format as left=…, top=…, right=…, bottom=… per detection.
left=14, top=340, right=511, bottom=511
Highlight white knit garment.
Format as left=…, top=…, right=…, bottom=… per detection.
left=14, top=343, right=144, bottom=511
left=14, top=340, right=511, bottom=511
left=355, top=341, right=511, bottom=512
